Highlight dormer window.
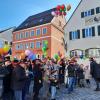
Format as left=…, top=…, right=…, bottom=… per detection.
left=39, top=19, right=43, bottom=22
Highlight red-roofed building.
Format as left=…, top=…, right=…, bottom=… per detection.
left=12, top=8, right=66, bottom=58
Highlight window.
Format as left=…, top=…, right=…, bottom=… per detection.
left=85, top=28, right=89, bottom=37
left=15, top=44, right=19, bottom=50
left=16, top=34, right=19, bottom=40
left=36, top=29, right=41, bottom=36
left=81, top=12, right=84, bottom=18
left=81, top=9, right=94, bottom=18
left=84, top=12, right=88, bottom=17
left=24, top=43, right=29, bottom=49
left=91, top=9, right=94, bottom=15
left=69, top=30, right=80, bottom=40
left=30, top=42, right=34, bottom=48
left=25, top=32, right=29, bottom=38
left=42, top=40, right=48, bottom=47
left=19, top=44, right=23, bottom=50
left=88, top=10, right=91, bottom=16
left=31, top=30, right=34, bottom=37
left=42, top=28, right=47, bottom=35
left=70, top=50, right=83, bottom=58
left=89, top=28, right=92, bottom=36
left=98, top=25, right=100, bottom=36
left=82, top=27, right=95, bottom=38
left=96, top=7, right=100, bottom=14
left=36, top=41, right=41, bottom=48
left=20, top=32, right=24, bottom=39
left=85, top=48, right=100, bottom=58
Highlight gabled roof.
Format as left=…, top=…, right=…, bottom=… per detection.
left=14, top=8, right=56, bottom=32
left=0, top=27, right=15, bottom=33
left=64, top=0, right=83, bottom=28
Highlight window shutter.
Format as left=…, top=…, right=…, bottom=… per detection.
left=91, top=9, right=94, bottom=15
left=81, top=12, right=84, bottom=18
left=92, top=27, right=95, bottom=36
left=82, top=29, right=85, bottom=38
left=98, top=26, right=100, bottom=36
left=77, top=30, right=80, bottom=39
left=69, top=32, right=72, bottom=40
left=96, top=7, right=100, bottom=14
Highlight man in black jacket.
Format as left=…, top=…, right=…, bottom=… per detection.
left=33, top=59, right=43, bottom=100
left=76, top=64, right=85, bottom=87
left=2, top=60, right=14, bottom=100
left=11, top=60, right=27, bottom=100
left=90, top=58, right=100, bottom=91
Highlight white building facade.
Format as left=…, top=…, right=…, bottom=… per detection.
left=0, top=27, right=15, bottom=44
left=64, top=0, right=100, bottom=59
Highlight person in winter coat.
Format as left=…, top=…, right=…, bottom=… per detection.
left=90, top=58, right=100, bottom=91
left=33, top=59, right=43, bottom=100
left=49, top=59, right=59, bottom=100
left=67, top=61, right=76, bottom=94
left=59, top=59, right=66, bottom=84
left=2, top=60, right=14, bottom=100
left=84, top=65, right=91, bottom=88
left=76, top=64, right=85, bottom=88
left=42, top=60, right=51, bottom=100
left=11, top=60, right=27, bottom=100
left=22, top=60, right=33, bottom=100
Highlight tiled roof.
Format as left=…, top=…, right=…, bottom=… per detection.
left=14, top=8, right=56, bottom=32
left=0, top=27, right=15, bottom=33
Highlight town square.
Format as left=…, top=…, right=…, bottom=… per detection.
left=0, top=0, right=100, bottom=100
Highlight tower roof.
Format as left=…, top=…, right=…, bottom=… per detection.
left=14, top=8, right=56, bottom=32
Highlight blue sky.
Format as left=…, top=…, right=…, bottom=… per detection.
left=0, top=0, right=81, bottom=30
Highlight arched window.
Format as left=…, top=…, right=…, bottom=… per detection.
left=70, top=49, right=84, bottom=58
left=85, top=48, right=100, bottom=58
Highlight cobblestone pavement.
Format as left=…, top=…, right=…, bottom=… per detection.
left=1, top=80, right=100, bottom=100
left=43, top=80, right=100, bottom=100
left=56, top=86, right=100, bottom=100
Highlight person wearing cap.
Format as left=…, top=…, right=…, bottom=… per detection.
left=11, top=59, right=27, bottom=100
left=2, top=59, right=14, bottom=100
left=90, top=57, right=100, bottom=91
left=22, top=60, right=33, bottom=100
left=67, top=60, right=76, bottom=94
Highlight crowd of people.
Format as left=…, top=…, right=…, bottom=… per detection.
left=0, top=56, right=100, bottom=100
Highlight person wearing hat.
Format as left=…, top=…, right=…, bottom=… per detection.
left=11, top=59, right=27, bottom=100
left=33, top=59, right=43, bottom=100
left=22, top=59, right=33, bottom=100
left=2, top=59, right=14, bottom=100
left=90, top=57, right=100, bottom=91
left=67, top=60, right=76, bottom=94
